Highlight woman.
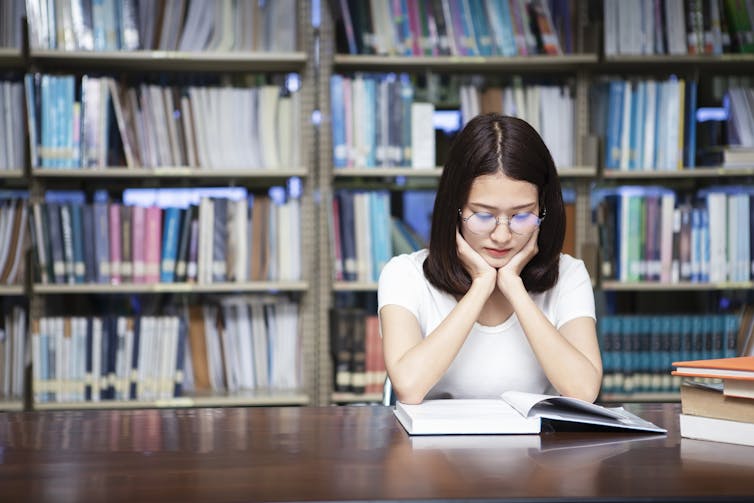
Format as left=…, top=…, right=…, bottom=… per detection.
left=378, top=114, right=602, bottom=405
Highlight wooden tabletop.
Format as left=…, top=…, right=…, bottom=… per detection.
left=0, top=403, right=752, bottom=502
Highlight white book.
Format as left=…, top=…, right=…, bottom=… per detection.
left=259, top=86, right=281, bottom=168
left=250, top=303, right=268, bottom=388
left=232, top=302, right=255, bottom=389
left=202, top=305, right=225, bottom=391
left=220, top=304, right=239, bottom=392
left=394, top=390, right=667, bottom=436
left=410, top=102, right=435, bottom=169
left=680, top=414, right=754, bottom=447
left=641, top=80, right=657, bottom=170
left=603, top=0, right=618, bottom=55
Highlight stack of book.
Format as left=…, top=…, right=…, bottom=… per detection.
left=672, top=356, right=754, bottom=447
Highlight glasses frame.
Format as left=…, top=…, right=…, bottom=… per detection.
left=458, top=207, right=546, bottom=236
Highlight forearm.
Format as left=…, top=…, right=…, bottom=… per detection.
left=389, top=279, right=492, bottom=404
left=506, top=280, right=602, bottom=401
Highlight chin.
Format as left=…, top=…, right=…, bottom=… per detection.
left=483, top=255, right=510, bottom=268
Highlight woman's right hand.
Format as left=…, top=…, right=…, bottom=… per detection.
left=456, top=230, right=496, bottom=294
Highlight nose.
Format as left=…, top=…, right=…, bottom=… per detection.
left=490, top=217, right=512, bottom=241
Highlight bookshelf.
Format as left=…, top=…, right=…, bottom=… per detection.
left=590, top=11, right=754, bottom=400
left=19, top=0, right=318, bottom=410
left=318, top=0, right=598, bottom=405
left=320, top=0, right=754, bottom=405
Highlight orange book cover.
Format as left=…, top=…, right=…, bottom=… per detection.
left=672, top=356, right=754, bottom=381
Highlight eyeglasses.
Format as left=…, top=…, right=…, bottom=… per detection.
left=459, top=208, right=545, bottom=236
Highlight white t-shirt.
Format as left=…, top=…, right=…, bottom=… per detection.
left=377, top=249, right=595, bottom=399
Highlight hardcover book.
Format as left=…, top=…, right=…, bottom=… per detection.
left=394, top=391, right=666, bottom=435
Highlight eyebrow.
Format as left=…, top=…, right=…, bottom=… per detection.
left=469, top=201, right=537, bottom=212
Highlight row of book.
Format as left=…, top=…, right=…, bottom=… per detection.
left=594, top=78, right=696, bottom=172
left=32, top=189, right=302, bottom=285
left=593, top=186, right=754, bottom=284
left=332, top=190, right=403, bottom=283
left=604, top=0, right=754, bottom=55
left=33, top=315, right=186, bottom=403
left=0, top=306, right=26, bottom=401
left=0, top=194, right=29, bottom=286
left=330, top=74, right=575, bottom=170
left=332, top=0, right=574, bottom=56
left=330, top=309, right=386, bottom=395
left=184, top=298, right=300, bottom=394
left=26, top=74, right=301, bottom=170
left=674, top=354, right=754, bottom=447
left=0, top=81, right=24, bottom=172
left=599, top=313, right=741, bottom=394
left=31, top=296, right=301, bottom=404
left=459, top=80, right=574, bottom=168
left=331, top=74, right=435, bottom=169
left=0, top=0, right=23, bottom=49
left=25, top=0, right=297, bottom=52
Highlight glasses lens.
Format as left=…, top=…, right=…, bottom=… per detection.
left=466, top=212, right=496, bottom=234
left=509, top=212, right=541, bottom=235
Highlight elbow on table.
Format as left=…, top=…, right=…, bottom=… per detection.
left=559, top=375, right=602, bottom=403
left=390, top=379, right=428, bottom=405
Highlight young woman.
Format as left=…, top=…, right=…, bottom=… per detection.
left=378, top=114, right=602, bottom=405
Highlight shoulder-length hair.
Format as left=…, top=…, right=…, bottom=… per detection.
left=423, top=114, right=565, bottom=295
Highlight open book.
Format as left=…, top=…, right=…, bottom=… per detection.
left=394, top=390, right=666, bottom=435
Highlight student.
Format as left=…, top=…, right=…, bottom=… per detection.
left=378, top=114, right=602, bottom=405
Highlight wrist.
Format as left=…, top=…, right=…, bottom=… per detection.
left=471, top=273, right=496, bottom=297
left=497, top=272, right=524, bottom=296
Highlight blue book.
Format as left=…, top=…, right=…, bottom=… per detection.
left=338, top=191, right=357, bottom=281
left=684, top=80, right=698, bottom=168
left=160, top=207, right=182, bottom=283
left=369, top=192, right=393, bottom=282
left=93, top=198, right=110, bottom=284
left=363, top=77, right=377, bottom=167
left=487, top=0, right=517, bottom=56
left=724, top=314, right=740, bottom=358
left=604, top=81, right=624, bottom=170
left=468, top=0, right=494, bottom=55
left=330, top=75, right=347, bottom=168
left=24, top=74, right=40, bottom=168
left=70, top=203, right=85, bottom=283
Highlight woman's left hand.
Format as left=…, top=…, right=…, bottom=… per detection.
left=497, top=227, right=539, bottom=296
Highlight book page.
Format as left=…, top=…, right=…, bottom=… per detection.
left=501, top=391, right=623, bottom=419
left=501, top=390, right=666, bottom=433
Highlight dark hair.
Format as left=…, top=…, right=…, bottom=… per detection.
left=423, top=114, right=565, bottom=295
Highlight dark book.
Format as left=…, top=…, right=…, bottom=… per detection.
left=330, top=309, right=353, bottom=392
left=349, top=309, right=367, bottom=394
left=174, top=205, right=194, bottom=283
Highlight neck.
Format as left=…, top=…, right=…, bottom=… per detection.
left=477, top=289, right=514, bottom=327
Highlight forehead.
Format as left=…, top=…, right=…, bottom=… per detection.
left=466, top=173, right=538, bottom=206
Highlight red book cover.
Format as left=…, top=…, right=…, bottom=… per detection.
left=672, top=356, right=754, bottom=381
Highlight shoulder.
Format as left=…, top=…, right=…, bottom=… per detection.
left=556, top=253, right=592, bottom=286
left=381, top=249, right=429, bottom=279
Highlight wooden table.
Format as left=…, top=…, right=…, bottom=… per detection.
left=0, top=403, right=752, bottom=502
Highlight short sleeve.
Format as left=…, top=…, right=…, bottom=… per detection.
left=554, top=258, right=596, bottom=329
left=377, top=253, right=424, bottom=321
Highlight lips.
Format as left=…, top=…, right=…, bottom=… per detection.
left=484, top=247, right=511, bottom=258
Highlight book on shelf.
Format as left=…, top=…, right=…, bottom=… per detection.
left=25, top=0, right=297, bottom=52
left=394, top=390, right=667, bottom=436
left=330, top=0, right=571, bottom=56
